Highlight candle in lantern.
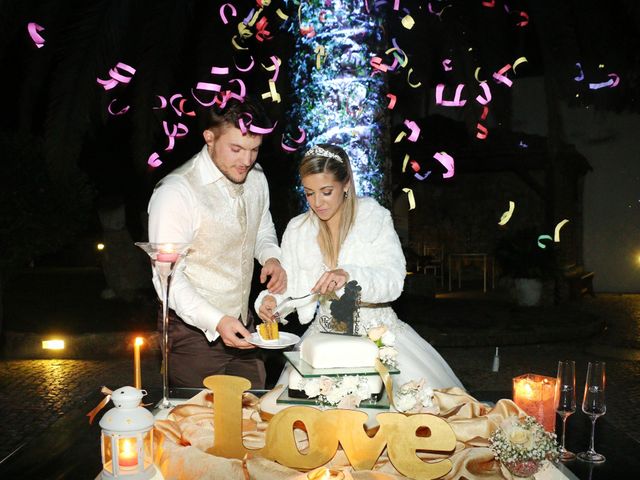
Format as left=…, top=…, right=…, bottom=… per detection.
left=134, top=337, right=143, bottom=389
left=307, top=467, right=345, bottom=480
left=118, top=437, right=138, bottom=468
left=513, top=373, right=557, bottom=432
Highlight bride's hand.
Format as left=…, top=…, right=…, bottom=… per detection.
left=258, top=295, right=278, bottom=323
left=312, top=269, right=349, bottom=295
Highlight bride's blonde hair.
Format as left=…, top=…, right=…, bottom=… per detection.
left=299, top=144, right=357, bottom=268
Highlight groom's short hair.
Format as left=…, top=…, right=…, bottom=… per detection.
left=205, top=95, right=271, bottom=135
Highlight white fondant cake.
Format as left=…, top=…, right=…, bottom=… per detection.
left=300, top=333, right=378, bottom=368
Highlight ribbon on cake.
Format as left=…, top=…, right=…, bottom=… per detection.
left=374, top=357, right=396, bottom=410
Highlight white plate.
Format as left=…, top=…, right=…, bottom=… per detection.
left=248, top=332, right=300, bottom=349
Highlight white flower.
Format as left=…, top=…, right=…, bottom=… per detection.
left=303, top=379, right=321, bottom=398
left=381, top=330, right=396, bottom=346
left=325, top=387, right=345, bottom=405
left=318, top=376, right=334, bottom=395
left=337, top=394, right=362, bottom=409
left=356, top=381, right=371, bottom=400
left=378, top=346, right=398, bottom=366
left=396, top=394, right=418, bottom=412
left=367, top=325, right=387, bottom=342
left=340, top=376, right=360, bottom=394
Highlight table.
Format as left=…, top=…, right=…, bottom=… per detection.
left=448, top=253, right=495, bottom=293
left=1, top=389, right=637, bottom=479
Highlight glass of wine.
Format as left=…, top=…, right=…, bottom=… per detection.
left=555, top=360, right=576, bottom=461
left=577, top=361, right=606, bottom=463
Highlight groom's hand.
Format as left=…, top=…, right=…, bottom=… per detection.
left=260, top=258, right=287, bottom=294
left=216, top=316, right=255, bottom=349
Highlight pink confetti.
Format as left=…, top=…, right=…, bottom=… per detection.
left=435, top=83, right=467, bottom=107
left=211, top=66, right=230, bottom=75
left=281, top=127, right=306, bottom=152
left=492, top=64, right=513, bottom=87
left=516, top=11, right=529, bottom=27
left=475, top=81, right=492, bottom=105
left=442, top=59, right=453, bottom=71
left=97, top=62, right=136, bottom=90
left=220, top=3, right=237, bottom=25
left=608, top=73, right=620, bottom=87
left=476, top=123, right=488, bottom=140
left=249, top=121, right=277, bottom=135
left=169, top=94, right=184, bottom=116
left=178, top=98, right=196, bottom=116
left=191, top=82, right=222, bottom=107
left=386, top=93, right=397, bottom=109
left=263, top=56, right=281, bottom=82
left=433, top=151, right=455, bottom=178
left=27, top=22, right=45, bottom=48
left=410, top=160, right=420, bottom=172
left=255, top=17, right=271, bottom=42
left=480, top=106, right=489, bottom=121
left=148, top=152, right=162, bottom=168
left=403, top=119, right=420, bottom=142
left=163, top=121, right=189, bottom=151
left=153, top=95, right=168, bottom=109
left=107, top=99, right=130, bottom=115
left=228, top=78, right=246, bottom=101
left=393, top=0, right=400, bottom=10
left=482, top=0, right=495, bottom=7
left=235, top=56, right=255, bottom=72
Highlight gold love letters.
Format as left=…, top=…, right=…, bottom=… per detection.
left=203, top=375, right=456, bottom=480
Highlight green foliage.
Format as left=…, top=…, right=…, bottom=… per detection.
left=494, top=228, right=557, bottom=279
left=0, top=131, right=94, bottom=268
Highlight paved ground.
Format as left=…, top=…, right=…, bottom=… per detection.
left=1, top=291, right=639, bottom=463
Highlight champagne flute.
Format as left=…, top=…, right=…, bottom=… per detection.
left=555, top=360, right=576, bottom=461
left=577, top=361, right=606, bottom=463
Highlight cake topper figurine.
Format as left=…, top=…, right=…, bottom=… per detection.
left=319, top=280, right=361, bottom=335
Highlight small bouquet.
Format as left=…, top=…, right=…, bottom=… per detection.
left=394, top=379, right=437, bottom=414
left=297, top=375, right=372, bottom=408
left=367, top=325, right=399, bottom=368
left=489, top=416, right=560, bottom=478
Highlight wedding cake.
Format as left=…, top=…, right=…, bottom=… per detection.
left=287, top=332, right=384, bottom=400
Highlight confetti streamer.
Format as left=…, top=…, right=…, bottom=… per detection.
left=474, top=67, right=486, bottom=83
left=410, top=160, right=420, bottom=173
left=386, top=93, right=397, bottom=109
left=554, top=219, right=569, bottom=242
left=515, top=11, right=529, bottom=27
left=482, top=0, right=495, bottom=7
left=401, top=153, right=410, bottom=172
left=414, top=171, right=431, bottom=181
left=255, top=17, right=271, bottom=42
left=433, top=151, right=454, bottom=178
left=498, top=201, right=515, bottom=226
left=401, top=15, right=415, bottom=30
left=407, top=68, right=422, bottom=88
left=574, top=62, right=584, bottom=81
left=475, top=81, right=492, bottom=105
left=27, top=22, right=45, bottom=48
left=315, top=45, right=326, bottom=69
left=281, top=127, right=306, bottom=152
left=220, top=3, right=237, bottom=24
left=211, top=66, right=230, bottom=75
left=261, top=55, right=281, bottom=81
left=442, top=59, right=453, bottom=71
left=493, top=64, right=513, bottom=87
left=402, top=187, right=416, bottom=210
left=228, top=78, right=246, bottom=101
left=235, top=56, right=255, bottom=72
left=152, top=95, right=168, bottom=109
left=394, top=131, right=407, bottom=143
left=276, top=8, right=288, bottom=20
left=191, top=82, right=222, bottom=107
left=403, top=119, right=420, bottom=142
left=435, top=83, right=467, bottom=107
left=537, top=234, right=553, bottom=249
left=148, top=152, right=162, bottom=168
left=107, top=99, right=130, bottom=115
left=97, top=62, right=136, bottom=90
left=163, top=121, right=188, bottom=151
left=476, top=123, right=488, bottom=139
left=512, top=56, right=528, bottom=73
left=261, top=79, right=281, bottom=103
left=480, top=106, right=489, bottom=121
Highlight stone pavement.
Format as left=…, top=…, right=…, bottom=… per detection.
left=1, top=293, right=640, bottom=463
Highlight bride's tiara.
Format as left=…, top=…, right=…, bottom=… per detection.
left=305, top=145, right=343, bottom=163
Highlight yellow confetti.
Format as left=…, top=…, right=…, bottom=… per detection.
left=474, top=67, right=485, bottom=82
left=498, top=201, right=515, bottom=226
left=394, top=131, right=407, bottom=143
left=512, top=56, right=528, bottom=73
left=276, top=8, right=288, bottom=20
left=407, top=68, right=422, bottom=88
left=402, top=153, right=410, bottom=172
left=385, top=47, right=408, bottom=68
left=554, top=219, right=569, bottom=242
left=402, top=188, right=416, bottom=210
left=231, top=35, right=248, bottom=51
left=401, top=15, right=415, bottom=30
left=261, top=56, right=281, bottom=71
left=261, top=80, right=281, bottom=103
left=315, top=45, right=326, bottom=69
left=246, top=8, right=263, bottom=27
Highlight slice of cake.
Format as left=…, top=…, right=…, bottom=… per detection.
left=258, top=322, right=279, bottom=343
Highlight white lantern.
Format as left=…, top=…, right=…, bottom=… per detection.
left=99, top=387, right=156, bottom=479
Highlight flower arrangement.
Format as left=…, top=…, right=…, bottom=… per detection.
left=297, top=375, right=372, bottom=408
left=367, top=325, right=398, bottom=368
left=394, top=379, right=437, bottom=414
left=489, top=416, right=560, bottom=476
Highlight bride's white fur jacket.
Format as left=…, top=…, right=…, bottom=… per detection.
left=255, top=197, right=406, bottom=330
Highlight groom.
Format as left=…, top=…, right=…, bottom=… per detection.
left=147, top=96, right=286, bottom=389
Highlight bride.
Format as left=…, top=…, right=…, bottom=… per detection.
left=255, top=143, right=463, bottom=390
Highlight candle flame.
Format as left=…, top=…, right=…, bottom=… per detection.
left=135, top=337, right=144, bottom=346
left=42, top=339, right=65, bottom=350
left=121, top=439, right=134, bottom=456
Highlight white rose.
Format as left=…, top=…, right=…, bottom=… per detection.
left=318, top=376, right=334, bottom=395
left=379, top=346, right=398, bottom=362
left=381, top=330, right=396, bottom=346
left=338, top=394, right=362, bottom=409
left=367, top=326, right=387, bottom=342
left=325, top=388, right=345, bottom=405
left=357, top=382, right=371, bottom=400
left=341, top=376, right=360, bottom=394
left=303, top=379, right=321, bottom=398
left=396, top=394, right=417, bottom=413
left=420, top=387, right=435, bottom=407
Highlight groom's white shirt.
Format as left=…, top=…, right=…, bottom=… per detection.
left=148, top=145, right=281, bottom=341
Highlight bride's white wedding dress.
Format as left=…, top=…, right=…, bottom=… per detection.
left=255, top=197, right=464, bottom=390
